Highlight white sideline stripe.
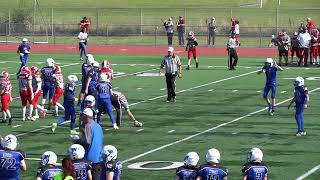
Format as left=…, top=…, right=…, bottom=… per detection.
left=168, top=130, right=175, bottom=133
left=129, top=70, right=260, bottom=107
left=136, top=129, right=144, bottom=132
left=15, top=69, right=258, bottom=137
left=296, top=164, right=320, bottom=180
left=25, top=157, right=41, bottom=161
left=122, top=87, right=320, bottom=164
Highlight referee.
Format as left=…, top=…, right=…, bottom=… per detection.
left=110, top=90, right=143, bottom=127
left=159, top=47, right=182, bottom=103
left=227, top=33, right=238, bottom=70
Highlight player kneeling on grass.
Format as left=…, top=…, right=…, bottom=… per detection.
left=95, top=73, right=118, bottom=129
left=197, top=148, right=228, bottom=180
left=68, top=144, right=93, bottom=180
left=0, top=71, right=13, bottom=125
left=41, top=58, right=56, bottom=111
left=111, top=90, right=142, bottom=127
left=257, top=58, right=283, bottom=116
left=186, top=31, right=199, bottom=70
left=175, top=152, right=199, bottom=180
left=242, top=147, right=268, bottom=180
left=36, top=151, right=63, bottom=180
left=30, top=66, right=48, bottom=121
left=0, top=134, right=27, bottom=179
left=52, top=75, right=79, bottom=135
left=52, top=65, right=65, bottom=117
left=288, top=77, right=309, bottom=136
left=100, top=145, right=122, bottom=180
left=18, top=66, right=34, bottom=121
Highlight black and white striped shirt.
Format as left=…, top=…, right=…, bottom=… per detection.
left=161, top=55, right=181, bottom=74
left=111, top=91, right=129, bottom=109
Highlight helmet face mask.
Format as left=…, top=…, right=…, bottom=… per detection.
left=102, top=145, right=118, bottom=162
left=67, top=75, right=78, bottom=91
left=84, top=95, right=95, bottom=107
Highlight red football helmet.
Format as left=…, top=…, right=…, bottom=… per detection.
left=31, top=66, right=40, bottom=75
left=22, top=66, right=31, bottom=74
left=102, top=60, right=111, bottom=69
left=1, top=71, right=9, bottom=80
left=54, top=65, right=62, bottom=74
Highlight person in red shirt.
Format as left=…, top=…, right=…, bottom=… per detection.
left=291, top=32, right=300, bottom=64
left=185, top=31, right=199, bottom=70
left=0, top=71, right=12, bottom=125
left=80, top=17, right=91, bottom=33
left=52, top=65, right=65, bottom=116
left=99, top=60, right=114, bottom=83
left=309, top=28, right=319, bottom=65
left=17, top=66, right=33, bottom=121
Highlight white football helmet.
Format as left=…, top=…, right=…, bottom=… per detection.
left=102, top=145, right=118, bottom=162
left=46, top=58, right=55, bottom=67
left=67, top=75, right=78, bottom=91
left=86, top=54, right=95, bottom=65
left=205, top=148, right=220, bottom=163
left=184, top=152, right=199, bottom=166
left=22, top=38, right=28, bottom=42
left=68, top=144, right=85, bottom=160
left=295, top=76, right=304, bottom=87
left=41, top=151, right=58, bottom=166
left=265, top=58, right=273, bottom=64
left=247, top=147, right=263, bottom=162
left=93, top=61, right=100, bottom=68
left=100, top=73, right=109, bottom=82
left=1, top=134, right=18, bottom=150
left=85, top=95, right=95, bottom=107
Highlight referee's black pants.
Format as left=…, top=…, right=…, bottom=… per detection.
left=165, top=73, right=177, bottom=101
left=228, top=48, right=238, bottom=69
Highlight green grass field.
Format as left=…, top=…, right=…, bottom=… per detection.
left=1, top=52, right=320, bottom=179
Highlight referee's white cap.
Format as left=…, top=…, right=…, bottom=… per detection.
left=168, top=46, right=174, bottom=52
left=82, top=108, right=93, bottom=117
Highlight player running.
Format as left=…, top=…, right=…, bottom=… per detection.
left=185, top=31, right=199, bottom=70
left=95, top=73, right=118, bottom=129
left=0, top=135, right=27, bottom=179
left=18, top=66, right=34, bottom=121
left=68, top=144, right=93, bottom=180
left=52, top=65, right=65, bottom=116
left=110, top=90, right=142, bottom=127
left=51, top=75, right=79, bottom=134
left=175, top=152, right=199, bottom=180
left=288, top=77, right=309, bottom=136
left=30, top=66, right=47, bottom=121
left=197, top=148, right=228, bottom=180
left=41, top=58, right=56, bottom=111
left=0, top=71, right=13, bottom=125
left=100, top=145, right=122, bottom=180
left=36, top=151, right=63, bottom=180
left=258, top=58, right=283, bottom=116
left=78, top=54, right=95, bottom=106
left=16, top=38, right=31, bottom=75
left=242, top=147, right=268, bottom=180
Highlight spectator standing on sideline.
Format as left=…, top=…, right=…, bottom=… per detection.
left=159, top=47, right=182, bottom=103
left=16, top=38, right=31, bottom=75
left=176, top=16, right=185, bottom=46
left=309, top=26, right=319, bottom=65
left=80, top=17, right=91, bottom=33
left=185, top=31, right=199, bottom=70
left=78, top=28, right=88, bottom=61
left=73, top=108, right=103, bottom=180
left=276, top=30, right=290, bottom=66
left=164, top=17, right=174, bottom=46
left=291, top=32, right=300, bottom=64
left=227, top=33, right=238, bottom=70
left=297, top=26, right=311, bottom=67
left=234, top=19, right=240, bottom=46
left=208, top=17, right=217, bottom=46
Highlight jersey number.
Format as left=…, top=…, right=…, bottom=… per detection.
left=207, top=174, right=219, bottom=180
left=256, top=172, right=262, bottom=180
left=0, top=158, right=17, bottom=170
left=76, top=169, right=86, bottom=179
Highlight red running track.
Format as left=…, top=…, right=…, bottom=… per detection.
left=0, top=44, right=278, bottom=57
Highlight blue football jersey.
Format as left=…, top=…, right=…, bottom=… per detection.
left=64, top=84, right=76, bottom=103
left=294, top=86, right=308, bottom=105
left=81, top=64, right=93, bottom=84
left=41, top=66, right=55, bottom=86
left=17, top=43, right=30, bottom=54
left=0, top=149, right=26, bottom=180
left=263, top=65, right=277, bottom=86
left=197, top=164, right=228, bottom=180
left=242, top=162, right=268, bottom=180
left=96, top=82, right=112, bottom=99
left=100, top=160, right=122, bottom=180
left=176, top=165, right=198, bottom=180
left=36, top=164, right=63, bottom=180
left=88, top=69, right=99, bottom=91
left=72, top=159, right=92, bottom=180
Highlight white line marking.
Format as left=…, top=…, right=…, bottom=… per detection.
left=168, top=130, right=175, bottom=133
left=122, top=87, right=320, bottom=164
left=39, top=125, right=51, bottom=128
left=231, top=132, right=238, bottom=135
left=105, top=128, right=112, bottom=131
left=296, top=164, right=320, bottom=180
left=25, top=157, right=41, bottom=161
left=208, top=89, right=214, bottom=92
left=15, top=70, right=259, bottom=137
left=160, top=88, right=166, bottom=91
left=136, top=129, right=144, bottom=132
left=137, top=88, right=142, bottom=90
left=256, top=90, right=261, bottom=93
left=281, top=91, right=287, bottom=93
left=208, top=66, right=213, bottom=68
left=12, top=125, right=21, bottom=128
left=232, top=90, right=238, bottom=92
left=113, top=87, right=119, bottom=90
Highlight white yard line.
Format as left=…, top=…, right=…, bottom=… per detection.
left=136, top=129, right=144, bottom=132
left=296, top=164, right=320, bottom=180
left=15, top=69, right=260, bottom=137
left=168, top=130, right=175, bottom=133
left=122, top=87, right=320, bottom=164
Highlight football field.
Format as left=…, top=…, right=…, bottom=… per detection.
left=1, top=52, right=320, bottom=179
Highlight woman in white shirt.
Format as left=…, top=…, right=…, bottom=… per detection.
left=78, top=28, right=88, bottom=60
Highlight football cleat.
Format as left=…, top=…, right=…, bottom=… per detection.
left=51, top=123, right=57, bottom=133
left=27, top=116, right=36, bottom=121
left=196, top=62, right=199, bottom=68
left=41, top=109, right=48, bottom=117
left=113, top=124, right=119, bottom=130
left=33, top=115, right=40, bottom=119
left=133, top=120, right=143, bottom=127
